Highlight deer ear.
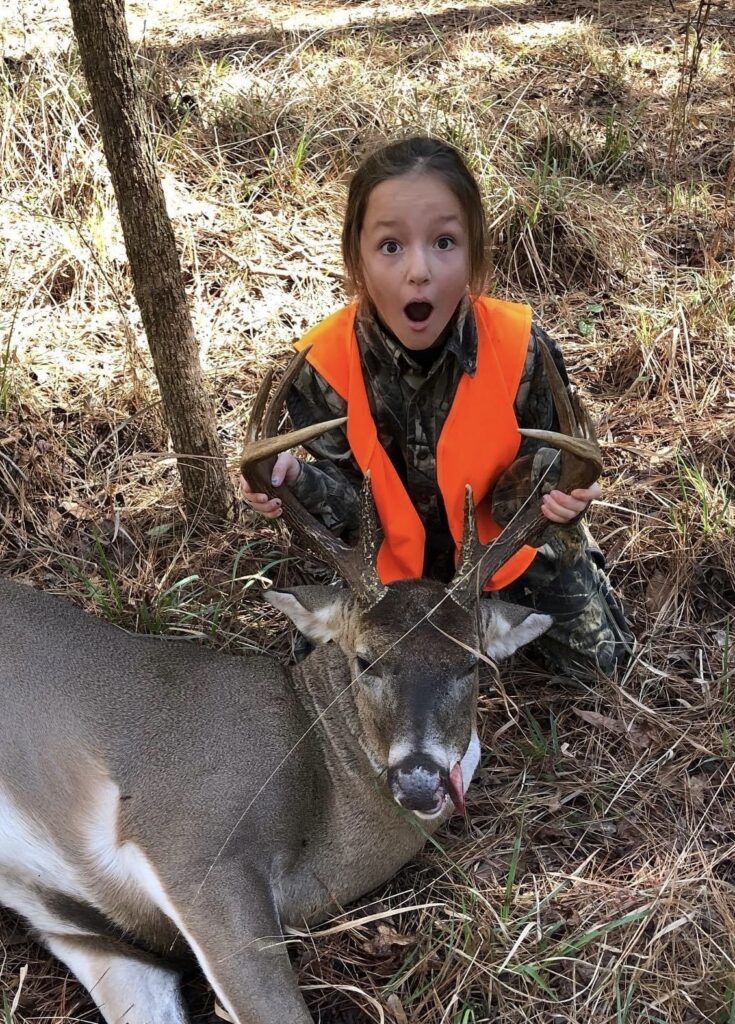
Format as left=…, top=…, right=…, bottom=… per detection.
left=264, top=585, right=347, bottom=644
left=480, top=600, right=552, bottom=661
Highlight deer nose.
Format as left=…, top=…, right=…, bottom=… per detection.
left=387, top=755, right=448, bottom=816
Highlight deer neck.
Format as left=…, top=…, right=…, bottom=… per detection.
left=291, top=643, right=378, bottom=780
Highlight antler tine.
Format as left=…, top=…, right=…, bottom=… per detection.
left=240, top=345, right=347, bottom=497
left=448, top=340, right=602, bottom=609
left=241, top=417, right=349, bottom=484
left=518, top=340, right=602, bottom=491
left=451, top=486, right=482, bottom=600
left=356, top=472, right=387, bottom=606
left=245, top=366, right=274, bottom=445
left=571, top=390, right=597, bottom=443
left=240, top=350, right=387, bottom=608
left=517, top=428, right=602, bottom=484
left=263, top=344, right=309, bottom=438
left=538, top=335, right=577, bottom=437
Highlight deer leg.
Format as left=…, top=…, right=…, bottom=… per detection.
left=44, top=932, right=188, bottom=1024
left=0, top=862, right=189, bottom=1024
left=168, top=871, right=313, bottom=1024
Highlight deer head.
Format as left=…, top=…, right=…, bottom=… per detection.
left=240, top=344, right=601, bottom=818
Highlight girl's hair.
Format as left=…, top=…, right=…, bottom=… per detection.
left=341, top=135, right=489, bottom=296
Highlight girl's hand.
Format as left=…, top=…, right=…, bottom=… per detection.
left=240, top=453, right=302, bottom=519
left=541, top=482, right=602, bottom=524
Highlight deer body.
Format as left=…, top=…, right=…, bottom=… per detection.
left=0, top=577, right=496, bottom=1023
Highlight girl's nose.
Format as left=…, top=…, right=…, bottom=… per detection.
left=407, top=248, right=430, bottom=285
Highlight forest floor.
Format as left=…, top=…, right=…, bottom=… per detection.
left=1, top=0, right=734, bottom=1021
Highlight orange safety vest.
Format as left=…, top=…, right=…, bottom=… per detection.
left=294, top=296, right=537, bottom=590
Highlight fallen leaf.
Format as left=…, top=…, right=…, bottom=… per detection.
left=573, top=707, right=654, bottom=749
left=361, top=924, right=416, bottom=956
left=645, top=571, right=676, bottom=614
left=573, top=708, right=621, bottom=732
left=386, top=993, right=409, bottom=1024
left=548, top=788, right=563, bottom=813
left=60, top=499, right=88, bottom=520
left=685, top=774, right=707, bottom=808
left=627, top=722, right=655, bottom=750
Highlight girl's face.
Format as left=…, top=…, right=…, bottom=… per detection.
left=358, top=171, right=470, bottom=351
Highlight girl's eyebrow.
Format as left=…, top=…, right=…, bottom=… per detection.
left=369, top=213, right=463, bottom=231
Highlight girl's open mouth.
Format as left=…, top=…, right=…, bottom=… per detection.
left=404, top=301, right=433, bottom=324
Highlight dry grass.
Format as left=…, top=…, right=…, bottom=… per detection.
left=1, top=0, right=734, bottom=1021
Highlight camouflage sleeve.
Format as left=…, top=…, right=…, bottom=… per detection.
left=285, top=359, right=362, bottom=540
left=492, top=324, right=586, bottom=528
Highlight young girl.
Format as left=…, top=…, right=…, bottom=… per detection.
left=241, top=136, right=632, bottom=675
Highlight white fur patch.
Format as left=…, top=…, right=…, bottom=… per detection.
left=0, top=787, right=86, bottom=932
left=264, top=591, right=339, bottom=644
left=482, top=608, right=552, bottom=660
left=46, top=934, right=187, bottom=1024
left=460, top=731, right=481, bottom=793
left=387, top=739, right=414, bottom=768
left=420, top=739, right=452, bottom=771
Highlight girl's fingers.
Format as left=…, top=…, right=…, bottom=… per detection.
left=239, top=476, right=262, bottom=499
left=541, top=498, right=573, bottom=522
left=541, top=490, right=587, bottom=522
left=571, top=483, right=602, bottom=502
left=270, top=452, right=295, bottom=487
left=251, top=497, right=281, bottom=512
left=556, top=491, right=588, bottom=513
left=249, top=504, right=282, bottom=519
left=541, top=479, right=602, bottom=521
left=240, top=482, right=283, bottom=517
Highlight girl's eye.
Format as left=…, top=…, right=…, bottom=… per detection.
left=436, top=236, right=456, bottom=251
left=380, top=240, right=401, bottom=255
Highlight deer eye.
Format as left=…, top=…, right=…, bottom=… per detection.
left=355, top=654, right=379, bottom=677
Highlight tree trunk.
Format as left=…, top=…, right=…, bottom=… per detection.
left=68, top=0, right=234, bottom=523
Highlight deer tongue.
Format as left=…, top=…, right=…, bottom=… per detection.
left=448, top=761, right=465, bottom=814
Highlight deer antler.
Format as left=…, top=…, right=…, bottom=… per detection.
left=240, top=346, right=387, bottom=608
left=448, top=339, right=603, bottom=608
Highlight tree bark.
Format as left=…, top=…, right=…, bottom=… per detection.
left=68, top=0, right=234, bottom=523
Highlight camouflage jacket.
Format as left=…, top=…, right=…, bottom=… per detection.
left=287, top=296, right=576, bottom=582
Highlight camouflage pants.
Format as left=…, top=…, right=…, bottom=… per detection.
left=495, top=522, right=634, bottom=676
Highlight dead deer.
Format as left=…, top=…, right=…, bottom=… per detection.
left=0, top=343, right=600, bottom=1023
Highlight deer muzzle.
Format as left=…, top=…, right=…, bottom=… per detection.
left=387, top=755, right=464, bottom=818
